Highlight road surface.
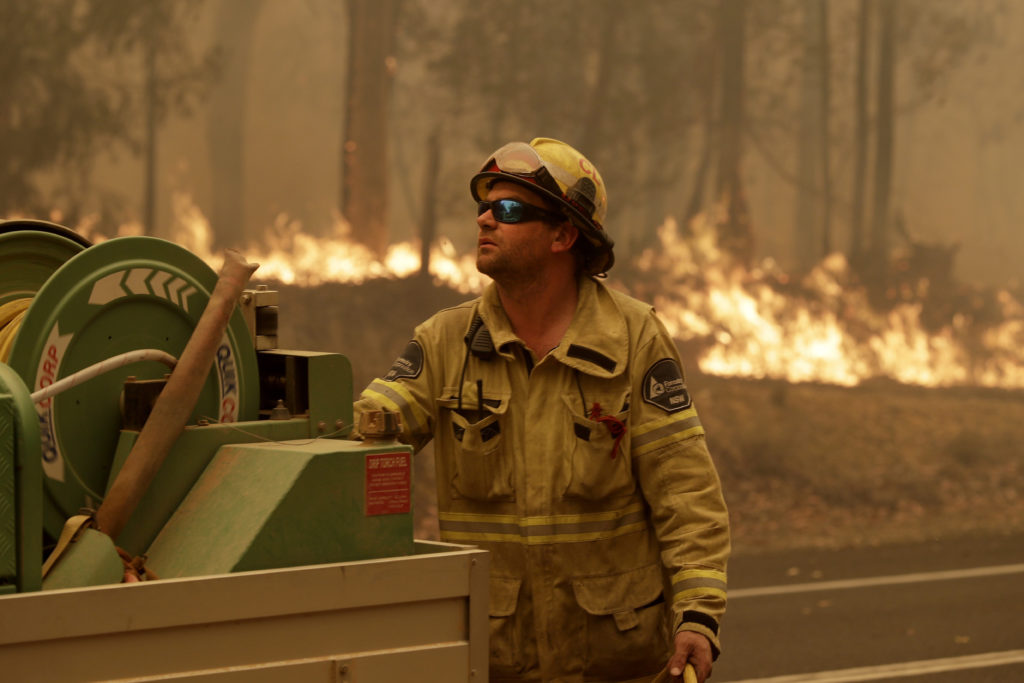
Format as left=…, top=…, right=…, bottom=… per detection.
left=714, top=531, right=1024, bottom=682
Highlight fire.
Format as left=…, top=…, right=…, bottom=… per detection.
left=76, top=194, right=489, bottom=294
left=633, top=212, right=1024, bottom=389
left=71, top=195, right=1024, bottom=390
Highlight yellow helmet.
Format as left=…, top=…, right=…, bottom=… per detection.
left=470, top=137, right=615, bottom=275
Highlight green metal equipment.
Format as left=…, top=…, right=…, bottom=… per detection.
left=0, top=220, right=488, bottom=682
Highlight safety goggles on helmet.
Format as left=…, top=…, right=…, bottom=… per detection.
left=480, top=142, right=567, bottom=199
left=477, top=198, right=564, bottom=225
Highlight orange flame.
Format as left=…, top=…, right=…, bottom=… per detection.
left=73, top=196, right=1024, bottom=389
left=75, top=194, right=489, bottom=294
left=635, top=212, right=1024, bottom=389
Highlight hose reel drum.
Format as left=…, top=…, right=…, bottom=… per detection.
left=0, top=221, right=258, bottom=539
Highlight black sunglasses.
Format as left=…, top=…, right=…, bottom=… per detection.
left=477, top=198, right=564, bottom=224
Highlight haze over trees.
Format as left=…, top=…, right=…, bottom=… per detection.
left=0, top=0, right=217, bottom=230
left=1, top=0, right=1019, bottom=291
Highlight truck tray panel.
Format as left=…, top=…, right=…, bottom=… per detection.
left=0, top=541, right=489, bottom=682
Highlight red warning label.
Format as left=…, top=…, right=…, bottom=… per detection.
left=365, top=452, right=411, bottom=516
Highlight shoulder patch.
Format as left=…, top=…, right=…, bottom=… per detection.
left=642, top=358, right=692, bottom=413
left=383, top=340, right=423, bottom=381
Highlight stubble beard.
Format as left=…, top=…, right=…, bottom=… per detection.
left=476, top=249, right=513, bottom=284
left=477, top=246, right=543, bottom=290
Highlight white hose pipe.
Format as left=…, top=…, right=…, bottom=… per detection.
left=30, top=349, right=178, bottom=404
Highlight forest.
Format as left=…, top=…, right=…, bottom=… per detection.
left=3, top=0, right=1024, bottom=552
left=3, top=1, right=1020, bottom=274
left=3, top=0, right=1023, bottom=385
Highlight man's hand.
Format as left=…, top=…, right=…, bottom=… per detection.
left=667, top=630, right=713, bottom=682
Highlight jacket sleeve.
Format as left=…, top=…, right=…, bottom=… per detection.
left=353, top=324, right=441, bottom=454
left=630, top=313, right=730, bottom=657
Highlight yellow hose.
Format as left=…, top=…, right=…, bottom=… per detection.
left=651, top=663, right=699, bottom=682
left=0, top=297, right=31, bottom=363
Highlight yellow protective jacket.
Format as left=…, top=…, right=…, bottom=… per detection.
left=355, top=277, right=729, bottom=682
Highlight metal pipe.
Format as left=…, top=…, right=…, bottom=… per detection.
left=95, top=249, right=258, bottom=540
left=29, top=349, right=178, bottom=404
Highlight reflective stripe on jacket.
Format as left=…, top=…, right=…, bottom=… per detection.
left=355, top=277, right=730, bottom=682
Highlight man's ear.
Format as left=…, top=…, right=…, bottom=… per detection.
left=550, top=220, right=578, bottom=254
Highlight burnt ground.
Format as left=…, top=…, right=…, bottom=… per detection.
left=272, top=277, right=1024, bottom=556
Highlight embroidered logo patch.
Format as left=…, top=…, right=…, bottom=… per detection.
left=383, top=340, right=423, bottom=381
left=642, top=358, right=691, bottom=413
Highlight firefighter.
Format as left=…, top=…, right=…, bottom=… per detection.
left=355, top=138, right=729, bottom=682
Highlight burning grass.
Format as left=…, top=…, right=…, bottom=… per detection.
left=76, top=196, right=1024, bottom=390
left=622, top=213, right=1024, bottom=390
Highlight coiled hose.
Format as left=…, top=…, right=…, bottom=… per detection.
left=0, top=297, right=179, bottom=401
left=0, top=297, right=31, bottom=362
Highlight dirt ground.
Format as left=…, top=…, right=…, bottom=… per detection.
left=693, top=373, right=1024, bottom=554
left=275, top=278, right=1024, bottom=556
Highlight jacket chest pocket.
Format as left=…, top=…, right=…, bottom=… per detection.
left=561, top=391, right=634, bottom=501
left=438, top=394, right=513, bottom=502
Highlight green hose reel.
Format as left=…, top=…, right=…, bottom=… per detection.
left=0, top=219, right=92, bottom=307
left=1, top=228, right=259, bottom=540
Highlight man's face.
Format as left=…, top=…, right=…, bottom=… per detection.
left=476, top=181, right=562, bottom=281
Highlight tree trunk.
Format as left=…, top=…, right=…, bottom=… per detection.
left=849, top=0, right=870, bottom=261
left=870, top=0, right=896, bottom=267
left=714, top=0, right=752, bottom=265
left=206, top=0, right=265, bottom=248
left=796, top=0, right=832, bottom=271
left=143, top=32, right=158, bottom=237
left=578, top=0, right=617, bottom=155
left=683, top=120, right=713, bottom=230
left=683, top=36, right=718, bottom=230
left=418, top=127, right=440, bottom=279
left=818, top=1, right=832, bottom=256
left=340, top=0, right=401, bottom=257
left=796, top=0, right=821, bottom=271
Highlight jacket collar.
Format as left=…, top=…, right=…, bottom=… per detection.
left=477, top=278, right=628, bottom=378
